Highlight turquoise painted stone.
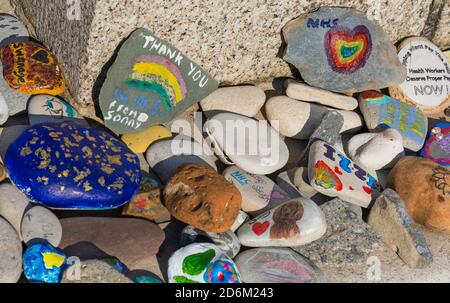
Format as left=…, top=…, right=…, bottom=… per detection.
left=4, top=121, right=141, bottom=209
left=23, top=242, right=67, bottom=283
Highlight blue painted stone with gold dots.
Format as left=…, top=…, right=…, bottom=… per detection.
left=4, top=121, right=141, bottom=209
left=23, top=242, right=67, bottom=283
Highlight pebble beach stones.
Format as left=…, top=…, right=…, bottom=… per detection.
left=389, top=37, right=450, bottom=115
left=0, top=183, right=29, bottom=235
left=234, top=248, right=323, bottom=283
left=23, top=242, right=66, bottom=283
left=237, top=198, right=327, bottom=247
left=4, top=121, right=141, bottom=209
left=168, top=243, right=241, bottom=283
left=1, top=41, right=65, bottom=95
left=282, top=7, right=405, bottom=94
left=359, top=90, right=428, bottom=151
left=99, top=28, right=218, bottom=134
left=308, top=140, right=381, bottom=208
left=205, top=112, right=289, bottom=175
left=0, top=217, right=22, bottom=283
left=21, top=206, right=62, bottom=247
left=0, top=14, right=29, bottom=47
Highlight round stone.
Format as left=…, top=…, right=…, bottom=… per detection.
left=23, top=242, right=66, bottom=283
left=0, top=217, right=22, bottom=283
left=21, top=206, right=62, bottom=247
left=0, top=183, right=29, bottom=235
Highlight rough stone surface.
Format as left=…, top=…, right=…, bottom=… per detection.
left=294, top=198, right=381, bottom=266
left=61, top=259, right=133, bottom=283
left=11, top=0, right=448, bottom=118
left=368, top=189, right=433, bottom=268
left=0, top=183, right=29, bottom=236
left=0, top=216, right=22, bottom=283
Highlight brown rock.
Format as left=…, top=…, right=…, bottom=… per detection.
left=387, top=156, right=450, bottom=232
left=59, top=217, right=165, bottom=268
left=163, top=163, right=241, bottom=233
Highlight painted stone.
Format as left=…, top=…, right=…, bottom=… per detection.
left=285, top=79, right=357, bottom=110
left=0, top=91, right=9, bottom=125
left=0, top=183, right=29, bottom=236
left=59, top=217, right=165, bottom=268
left=237, top=198, right=327, bottom=247
left=164, top=164, right=241, bottom=233
left=389, top=37, right=450, bottom=115
left=21, top=206, right=62, bottom=247
left=291, top=167, right=330, bottom=204
left=121, top=172, right=171, bottom=223
left=419, top=122, right=449, bottom=166
left=387, top=156, right=450, bottom=232
left=62, top=259, right=133, bottom=283
left=0, top=163, right=7, bottom=182
left=205, top=112, right=289, bottom=175
left=358, top=90, right=428, bottom=152
left=146, top=135, right=218, bottom=184
left=200, top=85, right=266, bottom=117
left=168, top=243, right=241, bottom=283
left=234, top=248, right=323, bottom=283
left=0, top=61, right=30, bottom=115
left=308, top=140, right=382, bottom=208
left=0, top=14, right=29, bottom=47
left=1, top=41, right=65, bottom=95
left=99, top=28, right=218, bottom=134
left=347, top=128, right=405, bottom=170
left=230, top=210, right=249, bottom=232
left=181, top=225, right=241, bottom=258
left=0, top=217, right=22, bottom=283
left=23, top=242, right=67, bottom=283
left=121, top=124, right=171, bottom=153
left=265, top=96, right=362, bottom=139
left=368, top=189, right=432, bottom=268
left=223, top=166, right=291, bottom=215
left=27, top=94, right=87, bottom=126
left=282, top=7, right=405, bottom=94
left=132, top=275, right=164, bottom=283
left=4, top=121, right=141, bottom=209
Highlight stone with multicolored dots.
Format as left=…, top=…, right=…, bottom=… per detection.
left=4, top=121, right=141, bottom=209
left=168, top=243, right=241, bottom=283
left=99, top=28, right=218, bottom=134
left=308, top=140, right=382, bottom=208
left=282, top=7, right=405, bottom=94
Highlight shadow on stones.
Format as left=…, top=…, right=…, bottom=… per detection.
left=276, top=29, right=302, bottom=81
left=62, top=242, right=113, bottom=261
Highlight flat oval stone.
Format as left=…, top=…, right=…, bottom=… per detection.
left=419, top=122, right=450, bottom=166
left=59, top=217, right=165, bottom=268
left=0, top=217, right=22, bottom=283
left=1, top=41, right=65, bottom=95
left=23, top=242, right=66, bottom=283
left=205, top=112, right=289, bottom=175
left=200, top=85, right=266, bottom=117
left=4, top=121, right=141, bottom=209
left=0, top=61, right=29, bottom=115
left=21, top=206, right=62, bottom=247
left=0, top=183, right=29, bottom=235
left=27, top=94, right=87, bottom=126
left=0, top=91, right=9, bottom=125
left=0, top=14, right=29, bottom=47
left=168, top=243, right=241, bottom=283
left=122, top=124, right=172, bottom=153
left=234, top=247, right=323, bottom=283
left=237, top=198, right=327, bottom=247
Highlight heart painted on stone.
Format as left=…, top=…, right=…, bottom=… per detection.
left=334, top=166, right=343, bottom=175
left=325, top=25, right=372, bottom=74
left=270, top=189, right=289, bottom=201
left=314, top=160, right=343, bottom=191
left=252, top=221, right=270, bottom=236
left=362, top=186, right=372, bottom=195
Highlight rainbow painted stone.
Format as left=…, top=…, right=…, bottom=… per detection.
left=4, top=121, right=141, bottom=209
left=0, top=41, right=65, bottom=95
left=282, top=7, right=405, bottom=93
left=420, top=122, right=450, bottom=166
left=99, top=28, right=218, bottom=134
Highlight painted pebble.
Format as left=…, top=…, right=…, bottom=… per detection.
left=0, top=217, right=22, bottom=283
left=23, top=242, right=66, bottom=283
left=205, top=112, right=289, bottom=175
left=0, top=183, right=29, bottom=236
left=0, top=61, right=30, bottom=115
left=308, top=140, right=382, bottom=208
left=237, top=198, right=327, bottom=247
left=234, top=247, right=323, bottom=283
left=358, top=90, right=428, bottom=151
left=168, top=243, right=241, bottom=283
left=121, top=124, right=172, bottom=153
left=1, top=41, right=65, bottom=95
left=4, top=121, right=141, bottom=209
left=27, top=94, right=87, bottom=126
left=21, top=206, right=62, bottom=247
left=223, top=166, right=291, bottom=214
left=0, top=14, right=29, bottom=47
left=419, top=122, right=449, bottom=166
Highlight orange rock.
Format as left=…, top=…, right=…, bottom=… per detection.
left=163, top=163, right=241, bottom=233
left=387, top=156, right=450, bottom=232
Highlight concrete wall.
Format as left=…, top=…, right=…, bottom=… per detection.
left=11, top=0, right=450, bottom=119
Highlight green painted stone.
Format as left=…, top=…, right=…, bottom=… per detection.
left=99, top=28, right=218, bottom=134
left=173, top=275, right=199, bottom=283
left=182, top=249, right=216, bottom=276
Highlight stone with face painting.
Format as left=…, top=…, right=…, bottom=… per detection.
left=237, top=198, right=326, bottom=247
left=4, top=121, right=141, bottom=209
left=27, top=94, right=87, bottom=126
left=168, top=243, right=241, bottom=283
left=308, top=140, right=382, bottom=208
left=0, top=14, right=29, bottom=47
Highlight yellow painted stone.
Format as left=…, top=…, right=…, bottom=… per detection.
left=121, top=125, right=172, bottom=153
left=42, top=252, right=65, bottom=269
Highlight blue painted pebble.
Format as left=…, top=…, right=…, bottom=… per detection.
left=4, top=121, right=142, bottom=209
left=23, top=242, right=67, bottom=283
